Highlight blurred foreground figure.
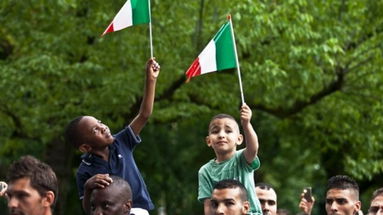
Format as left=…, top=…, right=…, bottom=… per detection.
left=368, top=188, right=383, bottom=215
left=6, top=155, right=58, bottom=215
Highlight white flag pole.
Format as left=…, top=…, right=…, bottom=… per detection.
left=148, top=0, right=153, bottom=58
left=228, top=15, right=245, bottom=105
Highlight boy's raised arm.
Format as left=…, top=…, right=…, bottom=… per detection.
left=241, top=103, right=259, bottom=164
left=130, top=58, right=160, bottom=135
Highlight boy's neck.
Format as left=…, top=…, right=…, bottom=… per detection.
left=90, top=147, right=110, bottom=161
left=215, top=150, right=236, bottom=163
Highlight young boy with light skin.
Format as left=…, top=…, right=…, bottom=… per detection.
left=65, top=58, right=160, bottom=215
left=198, top=103, right=262, bottom=215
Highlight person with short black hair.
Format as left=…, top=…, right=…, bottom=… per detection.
left=6, top=155, right=58, bottom=215
left=325, top=175, right=361, bottom=215
left=368, top=187, right=383, bottom=215
left=209, top=179, right=250, bottom=215
left=255, top=183, right=277, bottom=215
left=89, top=175, right=132, bottom=215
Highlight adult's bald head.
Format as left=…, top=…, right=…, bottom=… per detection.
left=90, top=176, right=132, bottom=215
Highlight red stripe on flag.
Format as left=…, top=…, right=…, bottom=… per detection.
left=101, top=23, right=115, bottom=37
left=185, top=58, right=201, bottom=82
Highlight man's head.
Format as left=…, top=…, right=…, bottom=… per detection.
left=206, top=114, right=243, bottom=158
left=255, top=183, right=277, bottom=215
left=368, top=188, right=383, bottom=215
left=89, top=176, right=132, bottom=215
left=325, top=175, right=361, bottom=215
left=6, top=155, right=58, bottom=215
left=65, top=116, right=114, bottom=153
left=209, top=179, right=250, bottom=215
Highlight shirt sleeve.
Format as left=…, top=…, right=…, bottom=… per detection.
left=76, top=171, right=89, bottom=200
left=114, top=125, right=142, bottom=150
left=198, top=166, right=213, bottom=202
left=238, top=150, right=260, bottom=172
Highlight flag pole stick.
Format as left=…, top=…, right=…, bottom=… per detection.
left=148, top=0, right=153, bottom=58
left=228, top=15, right=245, bottom=105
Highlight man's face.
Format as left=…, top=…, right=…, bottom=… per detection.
left=369, top=195, right=383, bottom=215
left=209, top=187, right=249, bottom=215
left=255, top=187, right=277, bottom=215
left=6, top=177, right=47, bottom=215
left=325, top=188, right=361, bottom=215
left=90, top=185, right=131, bottom=215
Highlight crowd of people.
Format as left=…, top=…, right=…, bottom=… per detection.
left=0, top=58, right=382, bottom=215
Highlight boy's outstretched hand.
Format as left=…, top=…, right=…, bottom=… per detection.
left=84, top=174, right=113, bottom=191
left=146, top=58, right=160, bottom=81
left=240, top=103, right=252, bottom=126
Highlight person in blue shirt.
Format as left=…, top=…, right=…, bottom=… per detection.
left=65, top=58, right=160, bottom=215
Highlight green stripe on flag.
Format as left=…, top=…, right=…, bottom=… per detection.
left=131, top=0, right=150, bottom=25
left=213, top=22, right=237, bottom=71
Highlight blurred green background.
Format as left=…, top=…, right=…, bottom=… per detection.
left=1, top=0, right=382, bottom=214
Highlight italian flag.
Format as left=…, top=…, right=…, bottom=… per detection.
left=185, top=21, right=237, bottom=81
left=102, top=0, right=150, bottom=36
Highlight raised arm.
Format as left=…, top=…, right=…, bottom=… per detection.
left=241, top=103, right=259, bottom=164
left=130, top=58, right=160, bottom=135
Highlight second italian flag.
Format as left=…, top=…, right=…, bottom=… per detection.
left=102, top=0, right=150, bottom=36
left=185, top=21, right=237, bottom=81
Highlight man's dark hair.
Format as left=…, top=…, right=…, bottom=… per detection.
left=371, top=187, right=383, bottom=201
left=7, top=155, right=58, bottom=207
left=327, top=175, right=359, bottom=197
left=64, top=116, right=85, bottom=148
left=213, top=179, right=248, bottom=201
left=255, top=182, right=275, bottom=191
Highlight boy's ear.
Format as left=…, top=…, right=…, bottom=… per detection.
left=236, top=134, right=244, bottom=146
left=206, top=136, right=212, bottom=147
left=79, top=144, right=92, bottom=153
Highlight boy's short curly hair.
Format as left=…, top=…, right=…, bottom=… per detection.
left=64, top=116, right=85, bottom=148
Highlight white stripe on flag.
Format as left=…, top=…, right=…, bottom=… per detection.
left=199, top=40, right=217, bottom=74
left=113, top=0, right=133, bottom=31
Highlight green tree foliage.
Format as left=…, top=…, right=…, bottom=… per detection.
left=1, top=0, right=382, bottom=214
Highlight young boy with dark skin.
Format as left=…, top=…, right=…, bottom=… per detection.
left=198, top=104, right=262, bottom=215
left=89, top=176, right=132, bottom=215
left=65, top=58, right=160, bottom=215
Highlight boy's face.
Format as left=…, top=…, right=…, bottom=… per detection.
left=90, top=185, right=131, bottom=215
left=206, top=118, right=243, bottom=156
left=78, top=116, right=115, bottom=151
left=325, top=188, right=361, bottom=215
left=210, top=187, right=250, bottom=215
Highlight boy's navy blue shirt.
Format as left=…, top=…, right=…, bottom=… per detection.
left=76, top=126, right=154, bottom=210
